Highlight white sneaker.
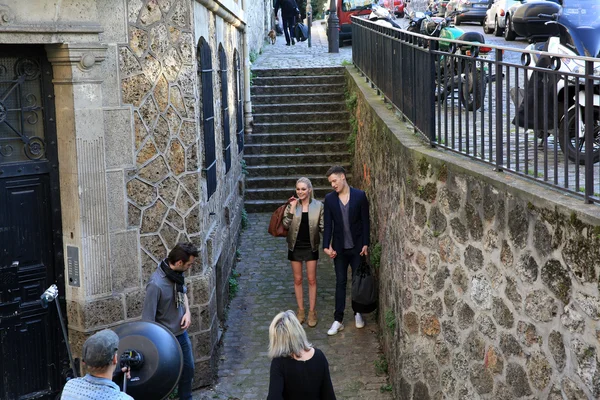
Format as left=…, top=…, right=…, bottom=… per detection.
left=355, top=313, right=365, bottom=329
left=327, top=321, right=344, bottom=336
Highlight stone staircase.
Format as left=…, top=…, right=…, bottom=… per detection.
left=245, top=67, right=352, bottom=213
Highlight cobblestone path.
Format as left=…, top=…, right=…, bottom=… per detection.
left=194, top=213, right=391, bottom=400
left=252, top=19, right=352, bottom=69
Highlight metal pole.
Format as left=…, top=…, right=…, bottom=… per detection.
left=307, top=2, right=312, bottom=48
left=327, top=0, right=339, bottom=53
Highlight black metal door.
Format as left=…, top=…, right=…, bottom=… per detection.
left=0, top=46, right=65, bottom=400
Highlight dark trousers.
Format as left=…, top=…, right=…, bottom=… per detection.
left=333, top=248, right=362, bottom=322
left=176, top=331, right=195, bottom=400
left=282, top=17, right=296, bottom=44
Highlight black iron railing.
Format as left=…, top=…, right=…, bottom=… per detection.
left=352, top=16, right=600, bottom=204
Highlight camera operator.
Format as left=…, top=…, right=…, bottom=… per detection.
left=61, top=329, right=133, bottom=400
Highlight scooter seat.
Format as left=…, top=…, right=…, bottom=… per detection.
left=457, top=31, right=485, bottom=43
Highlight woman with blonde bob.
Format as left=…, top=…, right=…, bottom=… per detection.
left=267, top=311, right=336, bottom=400
left=282, top=177, right=324, bottom=327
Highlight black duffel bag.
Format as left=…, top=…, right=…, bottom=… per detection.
left=294, top=22, right=308, bottom=42
left=352, top=256, right=378, bottom=314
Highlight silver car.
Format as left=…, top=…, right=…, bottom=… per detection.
left=483, top=0, right=520, bottom=36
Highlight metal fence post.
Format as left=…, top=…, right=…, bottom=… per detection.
left=307, top=2, right=312, bottom=48
left=585, top=60, right=594, bottom=203
left=429, top=39, right=438, bottom=145
left=495, top=48, right=504, bottom=171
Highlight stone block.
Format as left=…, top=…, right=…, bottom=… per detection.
left=81, top=296, right=125, bottom=329
left=104, top=108, right=134, bottom=169
left=516, top=252, right=538, bottom=283
left=492, top=298, right=514, bottom=329
left=413, top=381, right=430, bottom=400
left=476, top=314, right=497, bottom=340
left=110, top=230, right=140, bottom=292
left=499, top=333, right=523, bottom=357
left=193, top=358, right=216, bottom=388
left=526, top=352, right=552, bottom=391
left=106, top=171, right=127, bottom=232
left=464, top=245, right=484, bottom=271
left=471, top=275, right=493, bottom=310
left=125, top=289, right=146, bottom=319
left=463, top=331, right=486, bottom=361
left=465, top=203, right=483, bottom=241
left=420, top=314, right=440, bottom=337
left=99, top=45, right=124, bottom=106
left=457, top=301, right=475, bottom=329
left=573, top=291, right=600, bottom=320
left=484, top=346, right=504, bottom=374
left=470, top=364, right=494, bottom=395
left=525, top=289, right=557, bottom=322
left=508, top=203, right=528, bottom=249
left=506, top=363, right=532, bottom=397
left=548, top=331, right=566, bottom=372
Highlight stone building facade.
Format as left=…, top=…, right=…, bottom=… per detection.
left=346, top=68, right=600, bottom=399
left=0, top=1, right=268, bottom=398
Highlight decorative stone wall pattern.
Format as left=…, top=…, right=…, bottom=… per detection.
left=120, top=0, right=245, bottom=388
left=346, top=69, right=600, bottom=399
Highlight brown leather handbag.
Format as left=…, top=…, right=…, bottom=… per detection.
left=268, top=201, right=291, bottom=237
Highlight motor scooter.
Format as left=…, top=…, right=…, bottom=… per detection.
left=511, top=0, right=600, bottom=164
left=408, top=11, right=494, bottom=111
left=368, top=3, right=403, bottom=28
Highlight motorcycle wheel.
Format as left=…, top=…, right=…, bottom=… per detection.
left=459, top=63, right=484, bottom=111
left=558, top=107, right=600, bottom=165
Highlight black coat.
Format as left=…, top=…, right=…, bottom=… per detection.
left=275, top=0, right=300, bottom=18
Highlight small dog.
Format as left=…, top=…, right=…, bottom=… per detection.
left=268, top=29, right=276, bottom=45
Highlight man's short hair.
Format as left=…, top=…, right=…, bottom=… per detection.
left=168, top=242, right=199, bottom=265
left=326, top=165, right=346, bottom=178
left=82, top=329, right=119, bottom=369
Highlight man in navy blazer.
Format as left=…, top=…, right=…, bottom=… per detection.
left=322, top=166, right=370, bottom=335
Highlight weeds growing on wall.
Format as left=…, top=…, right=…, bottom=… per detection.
left=249, top=50, right=259, bottom=63
left=374, top=355, right=389, bottom=375
left=241, top=159, right=249, bottom=175
left=241, top=208, right=249, bottom=230
left=371, top=242, right=382, bottom=270
left=384, top=310, right=396, bottom=333
left=345, top=91, right=358, bottom=155
left=249, top=71, right=256, bottom=86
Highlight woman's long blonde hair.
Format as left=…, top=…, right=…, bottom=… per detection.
left=268, top=310, right=312, bottom=359
left=296, top=177, right=314, bottom=202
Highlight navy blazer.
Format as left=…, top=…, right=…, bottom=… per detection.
left=323, top=187, right=370, bottom=252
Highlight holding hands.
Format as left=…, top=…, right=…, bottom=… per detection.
left=324, top=246, right=337, bottom=259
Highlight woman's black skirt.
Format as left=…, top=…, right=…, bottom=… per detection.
left=288, top=246, right=319, bottom=261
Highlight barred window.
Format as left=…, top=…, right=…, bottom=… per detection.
left=198, top=37, right=217, bottom=198
left=234, top=50, right=244, bottom=152
left=219, top=44, right=231, bottom=173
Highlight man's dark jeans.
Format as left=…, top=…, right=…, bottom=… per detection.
left=333, top=248, right=362, bottom=322
left=282, top=17, right=296, bottom=44
left=176, top=331, right=194, bottom=400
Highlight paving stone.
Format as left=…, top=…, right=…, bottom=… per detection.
left=194, top=213, right=390, bottom=399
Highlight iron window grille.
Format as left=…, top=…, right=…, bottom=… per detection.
left=198, top=37, right=217, bottom=199
left=219, top=45, right=231, bottom=173
left=234, top=50, right=244, bottom=153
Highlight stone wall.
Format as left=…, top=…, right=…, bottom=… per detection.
left=119, top=0, right=246, bottom=387
left=0, top=0, right=246, bottom=389
left=346, top=67, right=600, bottom=399
left=246, top=0, right=272, bottom=55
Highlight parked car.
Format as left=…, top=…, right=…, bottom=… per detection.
left=325, top=0, right=372, bottom=46
left=510, top=0, right=561, bottom=42
left=483, top=0, right=520, bottom=36
left=446, top=0, right=493, bottom=25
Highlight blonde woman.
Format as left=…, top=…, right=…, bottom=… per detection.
left=267, top=311, right=336, bottom=400
left=282, top=177, right=324, bottom=327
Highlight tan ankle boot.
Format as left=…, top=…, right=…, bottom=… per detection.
left=308, top=310, right=318, bottom=327
left=297, top=308, right=305, bottom=324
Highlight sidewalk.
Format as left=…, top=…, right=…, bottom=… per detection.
left=252, top=19, right=352, bottom=69
left=194, top=213, right=391, bottom=399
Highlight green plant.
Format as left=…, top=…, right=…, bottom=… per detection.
left=235, top=249, right=242, bottom=260
left=229, top=270, right=240, bottom=298
left=249, top=71, right=256, bottom=86
left=240, top=159, right=249, bottom=175
left=380, top=384, right=393, bottom=393
left=295, top=147, right=301, bottom=153
left=249, top=50, right=259, bottom=63
left=371, top=242, right=382, bottom=270
left=385, top=310, right=396, bottom=333
left=341, top=59, right=352, bottom=66
left=417, top=185, right=425, bottom=196
left=374, top=356, right=388, bottom=375
left=241, top=208, right=248, bottom=230
left=345, top=92, right=358, bottom=111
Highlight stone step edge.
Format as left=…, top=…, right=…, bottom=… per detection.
left=245, top=141, right=347, bottom=148
left=253, top=74, right=347, bottom=80
left=253, top=111, right=349, bottom=117
left=244, top=152, right=350, bottom=158
left=251, top=67, right=344, bottom=74
left=251, top=93, right=345, bottom=99
left=253, top=101, right=347, bottom=108
left=246, top=131, right=350, bottom=137
left=246, top=186, right=334, bottom=193
left=246, top=174, right=352, bottom=181
left=246, top=163, right=351, bottom=169
left=254, top=121, right=349, bottom=126
left=252, top=83, right=345, bottom=89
